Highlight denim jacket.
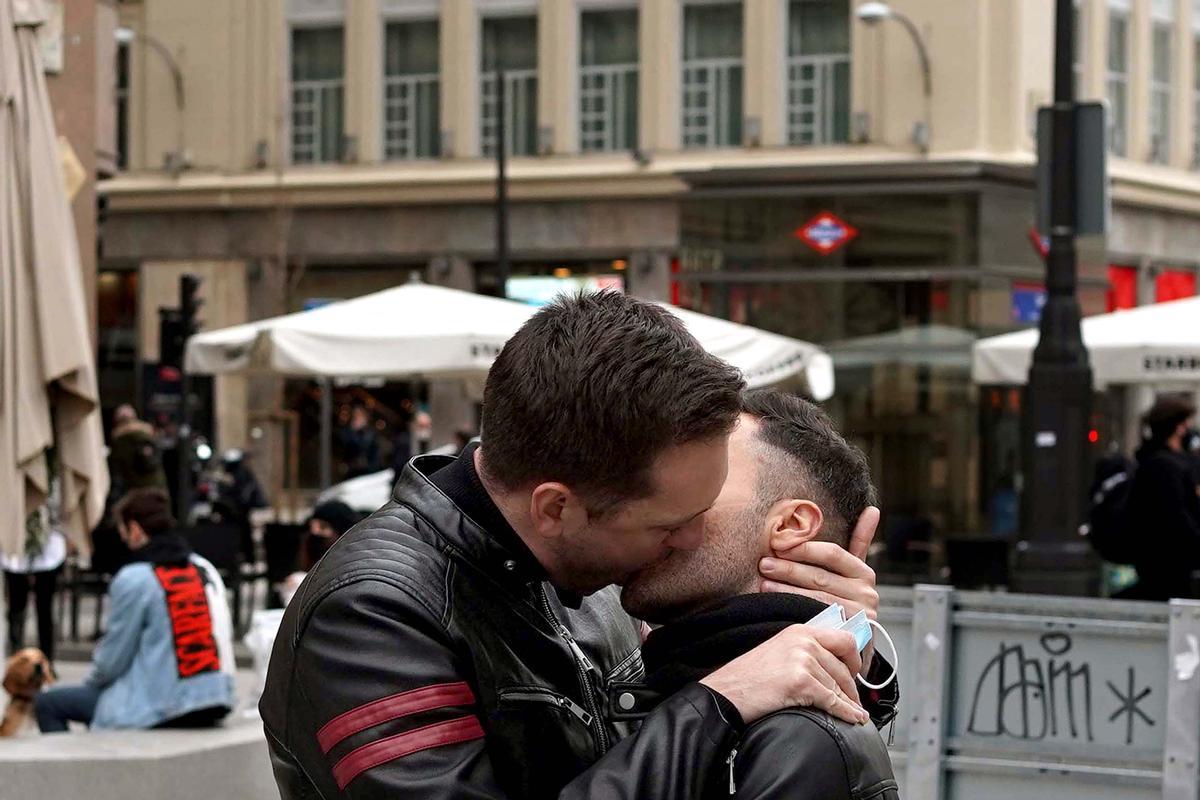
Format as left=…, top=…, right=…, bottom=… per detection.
left=86, top=554, right=237, bottom=729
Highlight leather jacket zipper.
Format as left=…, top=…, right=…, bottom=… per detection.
left=537, top=585, right=610, bottom=752
left=726, top=748, right=738, bottom=794
left=498, top=688, right=594, bottom=727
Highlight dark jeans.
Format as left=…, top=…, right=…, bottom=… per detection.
left=5, top=568, right=59, bottom=661
left=35, top=683, right=100, bottom=733
left=35, top=683, right=229, bottom=733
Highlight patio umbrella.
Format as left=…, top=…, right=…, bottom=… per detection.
left=972, top=296, right=1200, bottom=388
left=0, top=0, right=108, bottom=555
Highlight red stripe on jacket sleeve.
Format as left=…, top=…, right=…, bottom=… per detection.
left=331, top=715, right=485, bottom=790
left=317, top=681, right=476, bottom=754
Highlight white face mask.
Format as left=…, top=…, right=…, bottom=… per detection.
left=807, top=602, right=900, bottom=692
left=856, top=619, right=899, bottom=692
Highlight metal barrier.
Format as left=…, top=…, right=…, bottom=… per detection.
left=880, top=585, right=1200, bottom=800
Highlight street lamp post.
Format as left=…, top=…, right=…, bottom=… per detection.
left=856, top=2, right=932, bottom=154
left=495, top=67, right=510, bottom=297
left=115, top=27, right=187, bottom=175
left=1017, top=0, right=1096, bottom=594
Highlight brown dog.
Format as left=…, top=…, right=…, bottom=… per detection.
left=1, top=648, right=54, bottom=736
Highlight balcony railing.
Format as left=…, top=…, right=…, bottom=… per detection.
left=787, top=54, right=849, bottom=146
left=682, top=56, right=742, bottom=148
left=292, top=78, right=344, bottom=164
left=1149, top=83, right=1170, bottom=163
left=1193, top=91, right=1200, bottom=168
left=580, top=62, right=638, bottom=152
left=481, top=68, right=538, bottom=156
left=383, top=72, right=440, bottom=159
left=1107, top=73, right=1128, bottom=157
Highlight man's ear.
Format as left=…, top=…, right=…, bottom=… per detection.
left=765, top=499, right=824, bottom=555
left=528, top=482, right=587, bottom=540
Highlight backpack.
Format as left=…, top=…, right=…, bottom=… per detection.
left=1082, top=453, right=1137, bottom=565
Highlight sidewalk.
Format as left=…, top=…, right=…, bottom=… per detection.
left=1, top=662, right=276, bottom=800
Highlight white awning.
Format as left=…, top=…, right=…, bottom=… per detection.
left=972, top=296, right=1200, bottom=387
left=186, top=281, right=835, bottom=398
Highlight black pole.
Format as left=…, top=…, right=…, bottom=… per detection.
left=177, top=281, right=194, bottom=521
left=495, top=66, right=510, bottom=298
left=1016, top=0, right=1095, bottom=595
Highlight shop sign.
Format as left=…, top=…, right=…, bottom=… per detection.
left=795, top=212, right=858, bottom=255
left=678, top=247, right=725, bottom=274
left=1012, top=282, right=1046, bottom=323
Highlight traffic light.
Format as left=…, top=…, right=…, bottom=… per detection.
left=159, top=308, right=185, bottom=368
left=179, top=274, right=203, bottom=337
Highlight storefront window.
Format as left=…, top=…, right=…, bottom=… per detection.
left=678, top=193, right=980, bottom=550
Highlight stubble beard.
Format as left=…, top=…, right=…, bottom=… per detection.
left=620, top=504, right=762, bottom=624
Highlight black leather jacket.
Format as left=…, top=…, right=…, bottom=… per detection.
left=634, top=593, right=899, bottom=800
left=261, top=454, right=898, bottom=798
left=260, top=454, right=745, bottom=798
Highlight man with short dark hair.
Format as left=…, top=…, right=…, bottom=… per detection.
left=622, top=389, right=898, bottom=799
left=35, top=488, right=236, bottom=732
left=623, top=389, right=879, bottom=620
left=262, top=292, right=882, bottom=799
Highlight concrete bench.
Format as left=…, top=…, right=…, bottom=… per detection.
left=0, top=715, right=276, bottom=800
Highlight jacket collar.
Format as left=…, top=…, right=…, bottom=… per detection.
left=392, top=454, right=582, bottom=606
left=640, top=593, right=829, bottom=694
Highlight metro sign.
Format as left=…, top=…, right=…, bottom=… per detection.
left=795, top=212, right=858, bottom=255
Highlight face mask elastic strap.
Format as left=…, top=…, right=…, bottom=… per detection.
left=855, top=619, right=899, bottom=692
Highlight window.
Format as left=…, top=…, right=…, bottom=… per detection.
left=384, top=20, right=440, bottom=159
left=787, top=0, right=850, bottom=145
left=682, top=2, right=743, bottom=148
left=580, top=9, right=639, bottom=152
left=1106, top=6, right=1129, bottom=156
left=116, top=40, right=130, bottom=170
left=1072, top=1, right=1084, bottom=97
left=291, top=27, right=345, bottom=164
left=481, top=16, right=538, bottom=157
left=1150, top=2, right=1173, bottom=163
left=1194, top=27, right=1200, bottom=166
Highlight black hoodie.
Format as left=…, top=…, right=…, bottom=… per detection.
left=1125, top=440, right=1200, bottom=600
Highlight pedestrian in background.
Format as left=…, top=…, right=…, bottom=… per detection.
left=278, top=500, right=361, bottom=606
left=1124, top=395, right=1200, bottom=601
left=34, top=488, right=236, bottom=733
left=107, top=404, right=167, bottom=497
left=338, top=404, right=381, bottom=479
left=4, top=478, right=66, bottom=663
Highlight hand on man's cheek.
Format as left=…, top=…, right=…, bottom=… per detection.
left=758, top=506, right=882, bottom=670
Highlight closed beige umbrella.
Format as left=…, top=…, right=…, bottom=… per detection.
left=0, top=0, right=108, bottom=556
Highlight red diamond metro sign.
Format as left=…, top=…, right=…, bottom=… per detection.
left=795, top=212, right=858, bottom=255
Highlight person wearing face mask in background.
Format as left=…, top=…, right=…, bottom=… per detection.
left=1123, top=395, right=1200, bottom=601
left=278, top=501, right=363, bottom=606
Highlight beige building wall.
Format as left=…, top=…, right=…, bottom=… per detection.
left=345, top=0, right=383, bottom=163
left=123, top=0, right=284, bottom=172
left=107, top=0, right=1200, bottom=271
left=441, top=0, right=480, bottom=157
left=539, top=0, right=577, bottom=154
left=115, top=0, right=1200, bottom=174
left=743, top=0, right=786, bottom=147
left=638, top=0, right=681, bottom=151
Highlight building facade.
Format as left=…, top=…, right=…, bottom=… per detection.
left=100, top=0, right=1200, bottom=537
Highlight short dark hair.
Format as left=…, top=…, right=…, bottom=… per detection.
left=741, top=389, right=876, bottom=547
left=480, top=291, right=745, bottom=512
left=1145, top=395, right=1197, bottom=443
left=113, top=488, right=176, bottom=538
